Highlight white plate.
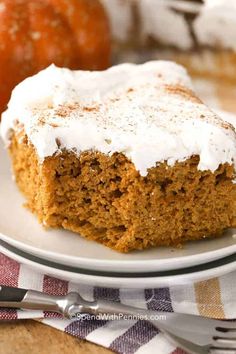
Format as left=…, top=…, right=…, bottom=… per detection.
left=0, top=238, right=236, bottom=288
left=0, top=141, right=235, bottom=273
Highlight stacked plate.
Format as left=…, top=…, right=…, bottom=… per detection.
left=0, top=142, right=236, bottom=288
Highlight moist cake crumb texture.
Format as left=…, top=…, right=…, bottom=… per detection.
left=1, top=61, right=236, bottom=252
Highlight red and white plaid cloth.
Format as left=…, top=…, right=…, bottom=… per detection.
left=1, top=252, right=236, bottom=354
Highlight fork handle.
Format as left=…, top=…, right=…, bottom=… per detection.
left=0, top=285, right=60, bottom=312
left=0, top=285, right=27, bottom=302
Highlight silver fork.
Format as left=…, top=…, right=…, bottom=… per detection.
left=0, top=285, right=236, bottom=354
left=163, top=328, right=236, bottom=354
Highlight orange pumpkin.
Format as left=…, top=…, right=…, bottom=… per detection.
left=0, top=0, right=111, bottom=114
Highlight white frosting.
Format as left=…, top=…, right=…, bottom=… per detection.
left=216, top=110, right=236, bottom=130
left=138, top=0, right=193, bottom=50
left=194, top=0, right=236, bottom=51
left=100, top=0, right=133, bottom=42
left=1, top=62, right=236, bottom=176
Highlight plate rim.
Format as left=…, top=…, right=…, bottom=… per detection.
left=0, top=229, right=236, bottom=272
left=0, top=239, right=236, bottom=288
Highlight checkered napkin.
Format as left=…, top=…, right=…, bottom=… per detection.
left=1, top=253, right=236, bottom=354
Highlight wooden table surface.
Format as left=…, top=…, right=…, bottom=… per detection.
left=0, top=320, right=113, bottom=354
left=0, top=79, right=235, bottom=354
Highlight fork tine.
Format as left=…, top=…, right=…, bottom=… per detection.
left=216, top=327, right=236, bottom=333
left=210, top=348, right=236, bottom=353
left=214, top=326, right=236, bottom=340
left=212, top=336, right=236, bottom=349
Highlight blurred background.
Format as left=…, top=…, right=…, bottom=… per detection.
left=0, top=0, right=235, bottom=117
left=101, top=0, right=236, bottom=116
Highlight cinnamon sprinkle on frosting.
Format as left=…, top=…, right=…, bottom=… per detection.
left=1, top=62, right=236, bottom=176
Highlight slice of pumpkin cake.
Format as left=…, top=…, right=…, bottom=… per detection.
left=1, top=61, right=235, bottom=252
